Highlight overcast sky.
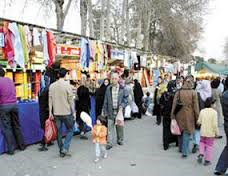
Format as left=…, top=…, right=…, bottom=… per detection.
left=0, top=0, right=228, bottom=60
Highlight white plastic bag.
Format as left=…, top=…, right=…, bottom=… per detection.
left=131, top=102, right=139, bottom=113
left=115, top=108, right=124, bottom=126
left=80, top=111, right=93, bottom=128
left=124, top=105, right=131, bottom=118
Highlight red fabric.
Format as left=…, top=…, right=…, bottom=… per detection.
left=0, top=22, right=15, bottom=63
left=44, top=117, right=57, bottom=144
left=107, top=44, right=111, bottom=60
left=47, top=31, right=56, bottom=67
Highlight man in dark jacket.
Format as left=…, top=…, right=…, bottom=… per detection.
left=214, top=77, right=228, bottom=175
left=103, top=72, right=128, bottom=150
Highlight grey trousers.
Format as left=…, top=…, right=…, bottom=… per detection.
left=107, top=119, right=124, bottom=146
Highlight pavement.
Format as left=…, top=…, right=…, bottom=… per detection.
left=0, top=116, right=227, bottom=176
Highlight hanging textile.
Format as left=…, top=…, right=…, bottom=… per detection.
left=124, top=50, right=130, bottom=68
left=33, top=28, right=41, bottom=46
left=18, top=25, right=29, bottom=64
left=24, top=25, right=32, bottom=51
left=89, top=40, right=96, bottom=60
left=141, top=55, right=147, bottom=67
left=41, top=30, right=49, bottom=66
left=8, top=22, right=25, bottom=68
left=107, top=44, right=112, bottom=60
left=47, top=31, right=56, bottom=67
left=0, top=31, right=4, bottom=47
left=0, top=22, right=15, bottom=66
left=80, top=37, right=90, bottom=69
left=97, top=42, right=104, bottom=71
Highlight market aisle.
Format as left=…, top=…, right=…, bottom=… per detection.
left=0, top=116, right=226, bottom=176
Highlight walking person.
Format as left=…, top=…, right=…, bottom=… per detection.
left=197, top=97, right=219, bottom=166
left=171, top=76, right=199, bottom=158
left=0, top=67, right=25, bottom=155
left=133, top=79, right=144, bottom=119
left=103, top=72, right=128, bottom=150
left=92, top=116, right=108, bottom=163
left=49, top=68, right=75, bottom=157
left=214, top=77, right=228, bottom=175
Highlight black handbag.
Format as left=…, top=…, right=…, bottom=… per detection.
left=174, top=91, right=183, bottom=115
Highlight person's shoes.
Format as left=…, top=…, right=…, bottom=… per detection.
left=19, top=145, right=26, bottom=151
left=117, top=142, right=123, bottom=146
left=103, top=153, right=108, bottom=159
left=182, top=154, right=187, bottom=158
left=80, top=135, right=88, bottom=140
left=59, top=152, right=65, bottom=158
left=106, top=145, right=112, bottom=150
left=192, top=144, right=199, bottom=154
left=204, top=160, right=211, bottom=166
left=94, top=158, right=99, bottom=163
left=215, top=136, right=223, bottom=139
left=47, top=141, right=54, bottom=146
left=197, top=154, right=203, bottom=164
left=7, top=151, right=14, bottom=155
left=156, top=122, right=161, bottom=125
left=214, top=171, right=225, bottom=175
left=38, top=146, right=48, bottom=152
left=164, top=145, right=169, bottom=151
left=62, top=148, right=71, bottom=157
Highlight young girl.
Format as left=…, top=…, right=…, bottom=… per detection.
left=92, top=116, right=108, bottom=162
left=197, top=97, right=219, bottom=166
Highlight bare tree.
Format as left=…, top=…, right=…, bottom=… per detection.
left=80, top=0, right=88, bottom=35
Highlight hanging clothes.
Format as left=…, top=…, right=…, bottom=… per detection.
left=18, top=25, right=29, bottom=64
left=24, top=25, right=32, bottom=52
left=141, top=55, right=147, bottom=67
left=107, top=44, right=112, bottom=60
left=41, top=30, right=49, bottom=66
left=0, top=31, right=4, bottom=47
left=89, top=40, right=96, bottom=60
left=0, top=22, right=15, bottom=66
left=124, top=50, right=130, bottom=69
left=8, top=22, right=25, bottom=68
left=33, top=28, right=41, bottom=46
left=80, top=37, right=90, bottom=69
left=46, top=31, right=56, bottom=67
left=97, top=41, right=104, bottom=71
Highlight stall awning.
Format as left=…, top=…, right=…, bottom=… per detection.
left=195, top=62, right=228, bottom=75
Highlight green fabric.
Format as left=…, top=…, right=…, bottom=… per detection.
left=195, top=62, right=228, bottom=75
left=18, top=25, right=29, bottom=64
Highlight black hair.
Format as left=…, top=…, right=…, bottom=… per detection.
left=97, top=115, right=107, bottom=125
left=211, top=79, right=220, bottom=89
left=0, top=67, right=5, bottom=77
left=205, top=97, right=215, bottom=108
left=146, top=92, right=150, bottom=96
left=58, top=68, right=68, bottom=78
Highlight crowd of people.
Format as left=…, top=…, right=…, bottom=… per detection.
left=0, top=65, right=228, bottom=175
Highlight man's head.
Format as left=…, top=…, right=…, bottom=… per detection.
left=111, top=72, right=119, bottom=86
left=0, top=67, right=5, bottom=77
left=58, top=68, right=68, bottom=79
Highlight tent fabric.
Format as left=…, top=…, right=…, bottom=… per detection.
left=195, top=62, right=228, bottom=75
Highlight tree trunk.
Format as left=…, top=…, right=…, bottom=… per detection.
left=100, top=0, right=105, bottom=40
left=126, top=0, right=130, bottom=46
left=143, top=6, right=151, bottom=51
left=105, top=0, right=111, bottom=41
left=120, top=0, right=127, bottom=44
left=80, top=0, right=88, bottom=36
left=88, top=0, right=94, bottom=37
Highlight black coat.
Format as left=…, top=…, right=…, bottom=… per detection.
left=133, top=81, right=144, bottom=106
left=95, top=84, right=108, bottom=117
left=222, top=90, right=228, bottom=133
left=160, top=91, right=174, bottom=118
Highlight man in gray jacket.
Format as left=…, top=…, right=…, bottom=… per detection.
left=103, top=72, right=128, bottom=150
left=49, top=68, right=75, bottom=157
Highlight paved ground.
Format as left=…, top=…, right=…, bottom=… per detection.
left=0, top=116, right=227, bottom=176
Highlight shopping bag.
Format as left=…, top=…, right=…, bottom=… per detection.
left=131, top=102, right=139, bottom=113
left=124, top=105, right=131, bottom=118
left=80, top=111, right=93, bottom=128
left=170, top=119, right=181, bottom=135
left=44, top=117, right=57, bottom=144
left=115, top=108, right=124, bottom=126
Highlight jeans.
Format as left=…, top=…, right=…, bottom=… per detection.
left=182, top=130, right=191, bottom=156
left=215, top=132, right=228, bottom=173
left=55, top=115, right=74, bottom=153
left=107, top=119, right=124, bottom=146
left=192, top=129, right=200, bottom=146
left=199, top=137, right=214, bottom=162
left=95, top=143, right=107, bottom=158
left=0, top=104, right=25, bottom=152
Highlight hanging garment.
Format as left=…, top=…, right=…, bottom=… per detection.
left=97, top=41, right=104, bottom=71
left=8, top=22, right=25, bottom=68
left=107, top=44, right=111, bottom=60
left=124, top=50, right=130, bottom=68
left=24, top=25, right=32, bottom=51
left=46, top=31, right=56, bottom=67
left=89, top=40, right=96, bottom=60
left=141, top=55, right=147, bottom=67
left=0, top=31, right=4, bottom=47
left=80, top=37, right=90, bottom=69
left=41, top=30, right=49, bottom=66
left=33, top=28, right=41, bottom=46
left=18, top=25, right=29, bottom=64
left=0, top=22, right=15, bottom=65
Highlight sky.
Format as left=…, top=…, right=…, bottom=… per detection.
left=0, top=0, right=228, bottom=60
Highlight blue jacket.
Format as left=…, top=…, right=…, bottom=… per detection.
left=103, top=85, right=128, bottom=119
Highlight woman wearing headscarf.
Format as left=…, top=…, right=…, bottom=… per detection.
left=160, top=80, right=178, bottom=150
left=171, top=77, right=199, bottom=158
left=95, top=78, right=110, bottom=118
left=211, top=79, right=223, bottom=138
left=192, top=79, right=212, bottom=153
left=133, top=79, right=144, bottom=119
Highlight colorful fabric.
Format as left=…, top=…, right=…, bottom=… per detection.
left=47, top=31, right=56, bottom=67
left=24, top=25, right=32, bottom=51
left=8, top=22, right=25, bottom=68
left=41, top=30, right=49, bottom=66
left=18, top=25, right=29, bottom=64
left=33, top=28, right=41, bottom=46
left=0, top=77, right=17, bottom=105
left=0, top=32, right=4, bottom=47
left=80, top=38, right=90, bottom=69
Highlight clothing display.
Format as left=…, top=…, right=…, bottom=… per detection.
left=80, top=37, right=90, bottom=69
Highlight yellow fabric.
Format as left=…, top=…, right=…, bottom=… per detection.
left=158, top=83, right=167, bottom=98
left=197, top=108, right=219, bottom=137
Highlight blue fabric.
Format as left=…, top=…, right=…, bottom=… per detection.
left=0, top=101, right=43, bottom=154
left=80, top=38, right=90, bottom=69
left=182, top=130, right=191, bottom=156
left=192, top=129, right=200, bottom=145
